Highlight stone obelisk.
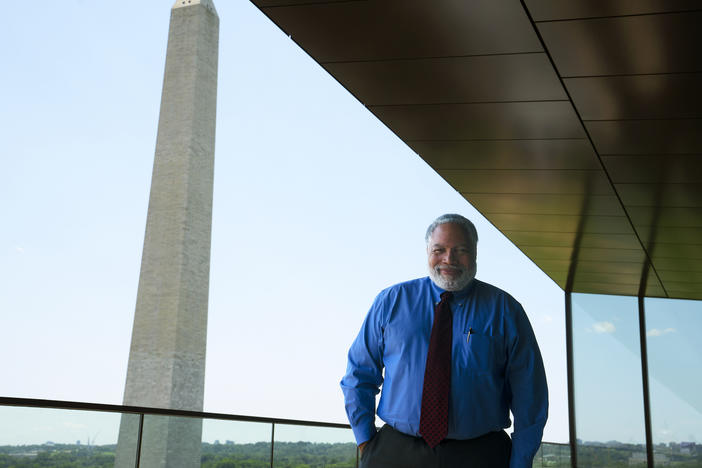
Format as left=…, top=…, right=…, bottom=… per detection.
left=115, top=1, right=218, bottom=467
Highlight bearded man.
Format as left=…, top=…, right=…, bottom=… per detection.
left=341, top=213, right=548, bottom=468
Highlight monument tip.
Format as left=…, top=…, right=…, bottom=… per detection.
left=172, top=0, right=217, bottom=15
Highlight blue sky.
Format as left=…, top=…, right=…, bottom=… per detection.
left=0, top=1, right=569, bottom=445
left=571, top=294, right=701, bottom=445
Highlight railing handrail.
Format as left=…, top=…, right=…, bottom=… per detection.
left=0, top=396, right=569, bottom=447
left=0, top=396, right=350, bottom=430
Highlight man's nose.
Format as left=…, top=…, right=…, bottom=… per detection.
left=444, top=249, right=457, bottom=263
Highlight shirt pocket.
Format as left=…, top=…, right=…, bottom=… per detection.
left=459, top=332, right=503, bottom=375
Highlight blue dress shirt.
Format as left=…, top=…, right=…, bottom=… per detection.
left=340, top=277, right=548, bottom=468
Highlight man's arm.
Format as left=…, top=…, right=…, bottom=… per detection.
left=340, top=294, right=386, bottom=446
left=506, top=303, right=549, bottom=468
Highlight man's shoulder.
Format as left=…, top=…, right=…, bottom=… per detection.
left=386, top=276, right=432, bottom=290
left=375, top=276, right=432, bottom=301
left=471, top=279, right=522, bottom=308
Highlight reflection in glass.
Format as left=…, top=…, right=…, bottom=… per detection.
left=571, top=293, right=647, bottom=466
left=201, top=418, right=272, bottom=467
left=273, top=424, right=356, bottom=468
left=0, top=406, right=136, bottom=466
left=532, top=442, right=570, bottom=468
left=645, top=297, right=702, bottom=467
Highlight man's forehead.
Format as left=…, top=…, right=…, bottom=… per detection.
left=429, top=223, right=470, bottom=243
left=429, top=239, right=470, bottom=247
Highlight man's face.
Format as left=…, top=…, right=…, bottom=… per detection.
left=427, top=222, right=476, bottom=291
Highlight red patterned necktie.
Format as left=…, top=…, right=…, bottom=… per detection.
left=420, top=291, right=453, bottom=448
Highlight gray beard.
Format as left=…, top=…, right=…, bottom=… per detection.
left=428, top=264, right=476, bottom=292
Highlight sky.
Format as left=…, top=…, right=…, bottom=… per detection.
left=571, top=294, right=702, bottom=445
left=0, top=0, right=571, bottom=445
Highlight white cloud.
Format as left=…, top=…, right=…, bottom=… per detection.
left=542, top=314, right=553, bottom=323
left=592, top=321, right=616, bottom=334
left=647, top=328, right=676, bottom=337
left=15, top=246, right=25, bottom=254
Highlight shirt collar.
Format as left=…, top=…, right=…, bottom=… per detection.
left=428, top=276, right=477, bottom=302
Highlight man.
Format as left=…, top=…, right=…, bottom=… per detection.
left=341, top=214, right=547, bottom=468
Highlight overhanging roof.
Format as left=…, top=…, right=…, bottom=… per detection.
left=251, top=0, right=702, bottom=300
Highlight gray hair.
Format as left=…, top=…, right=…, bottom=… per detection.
left=425, top=214, right=478, bottom=252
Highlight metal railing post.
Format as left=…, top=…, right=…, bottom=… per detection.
left=135, top=413, right=144, bottom=468
left=565, top=291, right=577, bottom=468
left=270, top=422, right=275, bottom=468
left=638, top=296, right=654, bottom=468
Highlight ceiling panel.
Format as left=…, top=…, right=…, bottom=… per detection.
left=616, top=183, right=702, bottom=207
left=465, top=193, right=621, bottom=215
left=564, top=74, right=702, bottom=120
left=412, top=139, right=597, bottom=170
left=571, top=282, right=659, bottom=297
left=576, top=261, right=647, bottom=275
left=485, top=213, right=632, bottom=234
left=604, top=155, right=702, bottom=184
left=371, top=102, right=584, bottom=141
left=525, top=0, right=702, bottom=21
left=586, top=120, right=702, bottom=155
left=506, top=231, right=642, bottom=250
left=666, top=289, right=702, bottom=300
left=657, top=270, right=702, bottom=283
left=654, top=257, right=702, bottom=272
left=650, top=243, right=702, bottom=259
left=571, top=271, right=641, bottom=286
left=255, top=0, right=351, bottom=5
left=442, top=169, right=610, bottom=195
left=522, top=245, right=645, bottom=263
left=638, top=227, right=702, bottom=245
left=251, top=0, right=702, bottom=299
left=536, top=11, right=702, bottom=76
left=324, top=53, right=565, bottom=106
left=505, top=230, right=577, bottom=248
left=629, top=207, right=702, bottom=228
left=257, top=0, right=542, bottom=63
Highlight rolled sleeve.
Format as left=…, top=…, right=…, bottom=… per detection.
left=506, top=303, right=549, bottom=468
left=340, top=294, right=386, bottom=445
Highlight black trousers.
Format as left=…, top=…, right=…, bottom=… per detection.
left=360, top=425, right=512, bottom=468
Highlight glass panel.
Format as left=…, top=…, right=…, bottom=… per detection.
left=644, top=297, right=702, bottom=467
left=532, top=442, right=570, bottom=468
left=202, top=418, right=273, bottom=467
left=273, top=424, right=356, bottom=468
left=136, top=415, right=203, bottom=467
left=571, top=293, right=647, bottom=466
left=0, top=405, right=136, bottom=466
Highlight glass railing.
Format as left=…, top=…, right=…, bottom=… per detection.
left=0, top=397, right=357, bottom=468
left=0, top=397, right=566, bottom=468
left=533, top=441, right=571, bottom=467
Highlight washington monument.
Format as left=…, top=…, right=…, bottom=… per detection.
left=116, top=0, right=218, bottom=466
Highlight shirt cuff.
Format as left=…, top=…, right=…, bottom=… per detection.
left=352, top=423, right=377, bottom=446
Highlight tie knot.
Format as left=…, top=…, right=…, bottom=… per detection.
left=440, top=291, right=453, bottom=302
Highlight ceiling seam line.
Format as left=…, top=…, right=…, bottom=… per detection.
left=319, top=51, right=546, bottom=65
left=583, top=118, right=702, bottom=122
left=405, top=138, right=588, bottom=142
left=260, top=0, right=367, bottom=9
left=441, top=168, right=603, bottom=171
left=532, top=9, right=702, bottom=24
left=368, top=99, right=570, bottom=107
left=600, top=153, right=702, bottom=156
left=481, top=214, right=638, bottom=219
left=520, top=0, right=669, bottom=297
left=562, top=71, right=702, bottom=79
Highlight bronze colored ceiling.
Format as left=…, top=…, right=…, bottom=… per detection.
left=251, top=0, right=702, bottom=300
